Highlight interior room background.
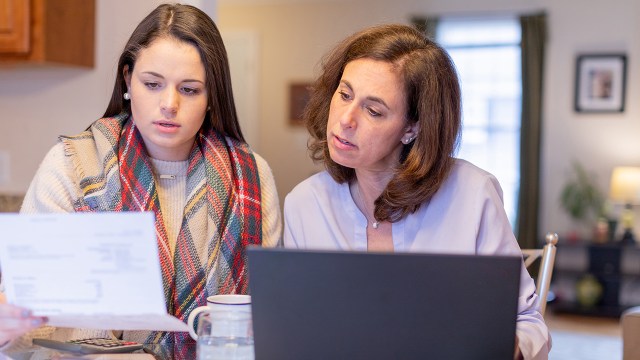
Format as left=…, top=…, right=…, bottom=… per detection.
left=1, top=0, right=639, bottom=244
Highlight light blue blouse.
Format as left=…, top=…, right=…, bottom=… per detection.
left=283, top=159, right=551, bottom=359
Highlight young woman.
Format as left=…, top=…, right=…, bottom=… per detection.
left=283, top=24, right=550, bottom=359
left=0, top=3, right=281, bottom=358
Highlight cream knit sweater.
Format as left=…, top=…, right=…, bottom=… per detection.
left=1, top=142, right=282, bottom=355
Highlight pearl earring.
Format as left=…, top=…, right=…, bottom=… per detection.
left=123, top=92, right=130, bottom=100
left=403, top=136, right=416, bottom=145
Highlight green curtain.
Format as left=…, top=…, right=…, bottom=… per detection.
left=410, top=16, right=439, bottom=40
left=517, top=13, right=547, bottom=249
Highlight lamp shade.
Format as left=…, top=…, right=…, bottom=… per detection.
left=609, top=167, right=640, bottom=204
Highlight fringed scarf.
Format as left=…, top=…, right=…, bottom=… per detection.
left=61, top=113, right=262, bottom=359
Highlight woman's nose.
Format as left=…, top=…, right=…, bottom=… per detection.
left=160, top=88, right=179, bottom=115
left=339, top=103, right=357, bottom=129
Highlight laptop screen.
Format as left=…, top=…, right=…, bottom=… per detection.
left=247, top=247, right=520, bottom=360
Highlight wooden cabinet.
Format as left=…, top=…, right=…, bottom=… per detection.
left=0, top=0, right=94, bottom=67
left=0, top=0, right=30, bottom=54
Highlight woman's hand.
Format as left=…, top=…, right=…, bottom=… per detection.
left=0, top=292, right=48, bottom=346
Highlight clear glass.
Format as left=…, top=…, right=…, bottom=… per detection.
left=197, top=336, right=255, bottom=360
left=195, top=311, right=254, bottom=360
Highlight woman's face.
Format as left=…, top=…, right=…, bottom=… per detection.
left=326, top=58, right=418, bottom=174
left=124, top=36, right=208, bottom=161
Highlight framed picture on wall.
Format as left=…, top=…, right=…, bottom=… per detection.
left=575, top=54, right=627, bottom=113
left=289, top=82, right=313, bottom=126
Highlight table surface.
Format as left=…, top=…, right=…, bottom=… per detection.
left=4, top=347, right=157, bottom=360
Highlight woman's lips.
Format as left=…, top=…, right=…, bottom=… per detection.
left=333, top=134, right=356, bottom=149
left=154, top=120, right=179, bottom=127
left=153, top=120, right=180, bottom=133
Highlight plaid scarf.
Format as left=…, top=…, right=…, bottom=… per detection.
left=61, top=113, right=262, bottom=358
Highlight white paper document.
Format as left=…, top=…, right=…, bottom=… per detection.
left=0, top=212, right=189, bottom=332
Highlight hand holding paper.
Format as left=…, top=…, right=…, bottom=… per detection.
left=0, top=212, right=188, bottom=332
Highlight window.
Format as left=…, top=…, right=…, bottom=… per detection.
left=436, top=17, right=522, bottom=227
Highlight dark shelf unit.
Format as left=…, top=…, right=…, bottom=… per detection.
left=551, top=300, right=630, bottom=318
left=550, top=241, right=639, bottom=318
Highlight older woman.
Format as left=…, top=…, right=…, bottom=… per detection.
left=284, top=24, right=550, bottom=359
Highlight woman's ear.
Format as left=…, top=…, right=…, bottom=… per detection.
left=401, top=122, right=420, bottom=144
left=123, top=65, right=131, bottom=90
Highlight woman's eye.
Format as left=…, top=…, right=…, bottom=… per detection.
left=339, top=91, right=351, bottom=101
left=182, top=87, right=201, bottom=95
left=367, top=107, right=381, bottom=117
left=144, top=82, right=160, bottom=89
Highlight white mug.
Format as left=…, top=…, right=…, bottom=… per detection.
left=187, top=294, right=252, bottom=341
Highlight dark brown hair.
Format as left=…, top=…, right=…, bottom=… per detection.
left=305, top=24, right=461, bottom=222
left=103, top=3, right=244, bottom=141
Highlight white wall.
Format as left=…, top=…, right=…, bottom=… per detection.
left=1, top=0, right=640, bottom=241
left=217, top=0, right=640, bottom=241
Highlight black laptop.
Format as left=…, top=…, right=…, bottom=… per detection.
left=247, top=247, right=521, bottom=360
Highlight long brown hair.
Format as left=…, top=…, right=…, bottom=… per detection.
left=305, top=24, right=461, bottom=222
left=103, top=3, right=244, bottom=141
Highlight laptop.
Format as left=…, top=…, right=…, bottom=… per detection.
left=247, top=247, right=521, bottom=360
